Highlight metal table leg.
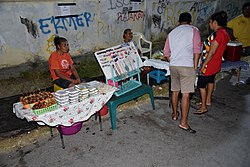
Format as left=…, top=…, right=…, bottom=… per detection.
left=98, top=112, right=103, bottom=131
left=57, top=125, right=65, bottom=149
left=95, top=112, right=103, bottom=131
left=50, top=127, right=53, bottom=137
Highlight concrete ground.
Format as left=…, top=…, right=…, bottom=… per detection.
left=0, top=70, right=249, bottom=167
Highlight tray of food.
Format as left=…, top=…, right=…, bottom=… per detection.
left=20, top=91, right=55, bottom=109
left=30, top=98, right=57, bottom=115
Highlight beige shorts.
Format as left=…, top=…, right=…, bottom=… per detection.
left=170, top=66, right=196, bottom=93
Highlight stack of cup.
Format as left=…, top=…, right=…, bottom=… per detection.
left=67, top=88, right=80, bottom=104
left=75, top=84, right=90, bottom=101
left=55, top=90, right=69, bottom=107
left=79, top=88, right=89, bottom=101
left=89, top=87, right=98, bottom=96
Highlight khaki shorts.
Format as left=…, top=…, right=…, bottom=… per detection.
left=170, top=66, right=196, bottom=93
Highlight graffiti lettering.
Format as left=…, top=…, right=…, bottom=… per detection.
left=225, top=3, right=240, bottom=20
left=117, top=11, right=144, bottom=22
left=190, top=1, right=216, bottom=25
left=163, top=2, right=183, bottom=27
left=152, top=15, right=161, bottom=28
left=190, top=2, right=203, bottom=12
left=46, top=34, right=57, bottom=54
left=108, top=0, right=130, bottom=10
left=156, top=0, right=170, bottom=14
left=39, top=12, right=94, bottom=34
left=98, top=21, right=114, bottom=37
left=190, top=1, right=213, bottom=17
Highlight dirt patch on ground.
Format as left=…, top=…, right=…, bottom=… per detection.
left=0, top=72, right=52, bottom=99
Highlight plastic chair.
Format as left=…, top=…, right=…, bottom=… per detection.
left=107, top=83, right=155, bottom=130
left=133, top=32, right=152, bottom=59
left=54, top=84, right=63, bottom=92
left=149, top=70, right=169, bottom=84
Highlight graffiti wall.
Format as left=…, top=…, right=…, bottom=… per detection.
left=0, top=0, right=145, bottom=67
left=150, top=0, right=246, bottom=40
left=0, top=0, right=246, bottom=68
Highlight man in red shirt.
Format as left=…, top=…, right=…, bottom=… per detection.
left=48, top=36, right=81, bottom=88
left=195, top=11, right=230, bottom=114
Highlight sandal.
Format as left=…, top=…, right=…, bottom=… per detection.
left=206, top=103, right=212, bottom=106
left=194, top=109, right=208, bottom=115
left=178, top=124, right=196, bottom=134
left=171, top=111, right=179, bottom=121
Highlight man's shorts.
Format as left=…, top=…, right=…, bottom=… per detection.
left=170, top=66, right=196, bottom=93
left=197, top=74, right=216, bottom=89
left=53, top=75, right=76, bottom=89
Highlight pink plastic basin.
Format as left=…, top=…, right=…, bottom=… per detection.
left=58, top=122, right=83, bottom=135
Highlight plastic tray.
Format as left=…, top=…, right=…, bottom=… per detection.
left=32, top=104, right=58, bottom=115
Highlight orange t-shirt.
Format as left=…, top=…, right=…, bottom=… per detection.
left=48, top=51, right=74, bottom=81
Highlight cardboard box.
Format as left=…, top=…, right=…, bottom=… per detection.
left=224, top=41, right=242, bottom=62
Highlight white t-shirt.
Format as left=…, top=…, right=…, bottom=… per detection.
left=164, top=24, right=200, bottom=67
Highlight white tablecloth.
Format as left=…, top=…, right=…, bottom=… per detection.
left=143, top=59, right=170, bottom=76
left=13, top=81, right=117, bottom=127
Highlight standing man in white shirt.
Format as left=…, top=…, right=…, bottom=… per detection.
left=163, top=12, right=201, bottom=133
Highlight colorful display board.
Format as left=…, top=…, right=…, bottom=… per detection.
left=94, top=42, right=143, bottom=80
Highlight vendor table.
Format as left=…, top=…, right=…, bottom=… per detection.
left=13, top=81, right=117, bottom=148
left=143, top=59, right=171, bottom=106
left=143, top=59, right=170, bottom=75
left=221, top=60, right=249, bottom=84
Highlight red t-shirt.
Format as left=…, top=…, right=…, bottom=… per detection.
left=202, top=28, right=230, bottom=76
left=48, top=51, right=74, bottom=80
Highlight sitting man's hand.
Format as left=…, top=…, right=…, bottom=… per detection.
left=75, top=78, right=81, bottom=84
left=71, top=78, right=81, bottom=85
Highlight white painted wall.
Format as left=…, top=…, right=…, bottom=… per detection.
left=0, top=0, right=246, bottom=68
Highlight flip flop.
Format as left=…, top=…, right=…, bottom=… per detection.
left=196, top=102, right=202, bottom=105
left=194, top=109, right=208, bottom=115
left=171, top=111, right=179, bottom=121
left=178, top=125, right=196, bottom=134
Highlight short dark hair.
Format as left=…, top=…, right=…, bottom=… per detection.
left=210, top=11, right=228, bottom=27
left=54, top=36, right=67, bottom=50
left=242, top=2, right=250, bottom=9
left=179, top=12, right=192, bottom=23
left=123, top=28, right=132, bottom=39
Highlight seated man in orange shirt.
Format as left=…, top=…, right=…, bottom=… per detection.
left=48, top=36, right=81, bottom=88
